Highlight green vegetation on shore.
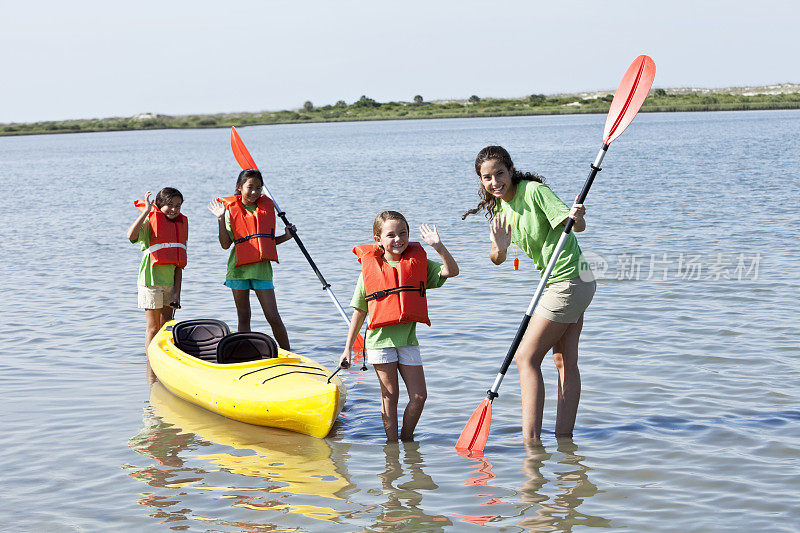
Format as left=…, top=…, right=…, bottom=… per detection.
left=3, top=87, right=800, bottom=137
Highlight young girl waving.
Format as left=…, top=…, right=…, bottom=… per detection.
left=463, top=145, right=595, bottom=442
left=127, top=188, right=187, bottom=351
left=208, top=169, right=294, bottom=349
left=340, top=211, right=459, bottom=442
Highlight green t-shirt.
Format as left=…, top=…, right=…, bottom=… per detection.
left=224, top=208, right=274, bottom=281
left=350, top=258, right=447, bottom=349
left=130, top=219, right=176, bottom=287
left=494, top=180, right=583, bottom=284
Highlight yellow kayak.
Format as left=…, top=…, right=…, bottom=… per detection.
left=147, top=319, right=346, bottom=438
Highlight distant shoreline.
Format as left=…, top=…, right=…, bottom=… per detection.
left=2, top=84, right=799, bottom=137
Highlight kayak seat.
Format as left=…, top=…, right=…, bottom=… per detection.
left=173, top=319, right=231, bottom=362
left=216, top=332, right=279, bottom=364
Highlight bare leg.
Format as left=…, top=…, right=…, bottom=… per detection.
left=145, top=357, right=158, bottom=386
left=160, top=306, right=174, bottom=324
left=171, top=268, right=182, bottom=307
left=397, top=364, right=427, bottom=441
left=254, top=289, right=290, bottom=350
left=145, top=306, right=174, bottom=350
left=144, top=309, right=163, bottom=352
left=553, top=314, right=583, bottom=437
left=231, top=288, right=252, bottom=332
left=145, top=307, right=172, bottom=382
left=515, top=314, right=570, bottom=442
left=373, top=362, right=400, bottom=441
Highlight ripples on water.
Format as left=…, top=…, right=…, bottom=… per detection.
left=1, top=110, right=798, bottom=531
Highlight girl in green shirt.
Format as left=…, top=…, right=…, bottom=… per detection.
left=127, top=188, right=185, bottom=353
left=340, top=211, right=459, bottom=442
left=208, top=169, right=294, bottom=349
left=463, top=145, right=595, bottom=442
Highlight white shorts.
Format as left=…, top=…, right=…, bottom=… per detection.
left=366, top=345, right=423, bottom=366
left=138, top=285, right=173, bottom=310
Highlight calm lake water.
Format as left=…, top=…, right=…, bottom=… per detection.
left=1, top=110, right=798, bottom=532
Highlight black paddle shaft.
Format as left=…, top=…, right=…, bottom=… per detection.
left=563, top=144, right=608, bottom=234
left=268, top=191, right=358, bottom=348
left=487, top=143, right=608, bottom=399
left=276, top=210, right=332, bottom=291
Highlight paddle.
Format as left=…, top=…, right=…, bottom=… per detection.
left=229, top=126, right=366, bottom=357
left=456, top=55, right=656, bottom=454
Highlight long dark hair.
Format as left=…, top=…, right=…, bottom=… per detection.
left=461, top=145, right=544, bottom=220
left=235, top=168, right=264, bottom=195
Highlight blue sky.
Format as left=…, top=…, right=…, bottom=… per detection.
left=2, top=0, right=797, bottom=123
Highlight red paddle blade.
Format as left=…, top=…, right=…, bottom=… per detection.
left=230, top=126, right=259, bottom=170
left=353, top=333, right=365, bottom=356
left=353, top=333, right=364, bottom=352
left=455, top=398, right=492, bottom=453
left=603, top=55, right=656, bottom=145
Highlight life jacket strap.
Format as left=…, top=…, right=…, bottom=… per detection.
left=142, top=242, right=187, bottom=255
left=365, top=281, right=426, bottom=302
left=233, top=232, right=275, bottom=245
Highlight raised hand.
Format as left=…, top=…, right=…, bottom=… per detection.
left=419, top=223, right=441, bottom=247
left=208, top=199, right=226, bottom=219
left=128, top=190, right=156, bottom=241
left=490, top=215, right=512, bottom=252
left=420, top=223, right=459, bottom=278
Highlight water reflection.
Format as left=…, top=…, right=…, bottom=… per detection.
left=454, top=451, right=500, bottom=526
left=517, top=439, right=611, bottom=531
left=145, top=358, right=157, bottom=387
left=368, top=442, right=452, bottom=531
left=126, top=382, right=353, bottom=528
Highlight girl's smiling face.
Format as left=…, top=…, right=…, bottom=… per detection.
left=238, top=177, right=263, bottom=206
left=374, top=218, right=409, bottom=261
left=159, top=197, right=183, bottom=220
left=479, top=159, right=515, bottom=202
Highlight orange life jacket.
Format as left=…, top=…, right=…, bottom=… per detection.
left=353, top=242, right=429, bottom=330
left=134, top=200, right=188, bottom=268
left=217, top=195, right=278, bottom=267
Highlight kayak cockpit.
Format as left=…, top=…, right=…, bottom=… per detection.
left=169, top=319, right=279, bottom=364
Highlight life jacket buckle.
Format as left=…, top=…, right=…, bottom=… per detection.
left=233, top=232, right=275, bottom=245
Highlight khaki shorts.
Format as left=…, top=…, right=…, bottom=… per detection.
left=138, top=285, right=173, bottom=310
left=534, top=278, right=596, bottom=324
left=366, top=345, right=423, bottom=366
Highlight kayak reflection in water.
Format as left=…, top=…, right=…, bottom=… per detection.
left=127, top=382, right=353, bottom=526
